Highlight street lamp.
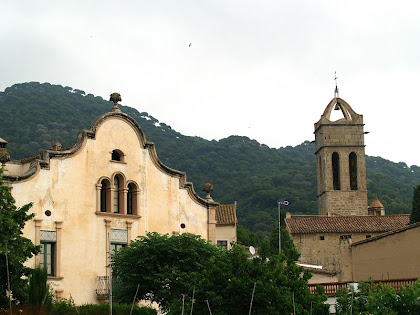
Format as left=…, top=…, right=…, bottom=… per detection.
left=277, top=200, right=289, bottom=255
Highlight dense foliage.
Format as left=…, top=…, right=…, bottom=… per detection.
left=112, top=233, right=329, bottom=314
left=1, top=82, right=420, bottom=238
left=28, top=266, right=50, bottom=306
left=335, top=280, right=420, bottom=314
left=47, top=299, right=157, bottom=315
left=410, top=184, right=420, bottom=224
left=0, top=168, right=39, bottom=308
left=11, top=299, right=157, bottom=315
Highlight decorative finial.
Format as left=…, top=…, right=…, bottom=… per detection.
left=52, top=140, right=62, bottom=151
left=109, top=92, right=122, bottom=112
left=203, top=183, right=214, bottom=201
left=0, top=138, right=10, bottom=168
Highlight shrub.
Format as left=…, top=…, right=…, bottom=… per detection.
left=48, top=299, right=157, bottom=315
left=28, top=266, right=50, bottom=306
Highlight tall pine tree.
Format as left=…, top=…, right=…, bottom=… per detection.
left=410, top=184, right=420, bottom=224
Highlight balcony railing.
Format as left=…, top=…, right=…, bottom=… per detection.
left=309, top=278, right=419, bottom=297
left=96, top=276, right=110, bottom=300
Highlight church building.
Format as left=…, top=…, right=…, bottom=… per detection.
left=0, top=94, right=237, bottom=304
left=285, top=96, right=412, bottom=282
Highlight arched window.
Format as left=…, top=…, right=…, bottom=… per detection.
left=112, top=150, right=120, bottom=161
left=100, top=179, right=111, bottom=212
left=97, top=176, right=138, bottom=215
left=332, top=152, right=340, bottom=190
left=127, top=183, right=137, bottom=215
left=318, top=155, right=323, bottom=185
left=111, top=149, right=125, bottom=162
left=349, top=152, right=358, bottom=190
left=114, top=176, right=120, bottom=213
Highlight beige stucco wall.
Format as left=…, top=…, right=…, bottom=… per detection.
left=215, top=225, right=237, bottom=250
left=291, top=232, right=382, bottom=282
left=351, top=227, right=420, bottom=282
left=307, top=272, right=338, bottom=284
left=10, top=115, right=212, bottom=304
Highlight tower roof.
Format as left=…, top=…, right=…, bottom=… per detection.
left=315, top=97, right=363, bottom=131
left=369, top=198, right=385, bottom=209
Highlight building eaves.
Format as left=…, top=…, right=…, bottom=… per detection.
left=350, top=221, right=420, bottom=247
left=285, top=214, right=410, bottom=234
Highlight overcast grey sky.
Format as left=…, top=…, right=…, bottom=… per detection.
left=1, top=1, right=419, bottom=166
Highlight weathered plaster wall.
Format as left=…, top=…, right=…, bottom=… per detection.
left=307, top=272, right=338, bottom=284
left=215, top=225, right=237, bottom=250
left=11, top=115, right=211, bottom=304
left=351, top=227, right=420, bottom=282
left=291, top=232, right=382, bottom=281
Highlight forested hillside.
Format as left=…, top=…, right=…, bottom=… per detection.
left=1, top=82, right=419, bottom=239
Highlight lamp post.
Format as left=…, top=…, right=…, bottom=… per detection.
left=277, top=200, right=289, bottom=255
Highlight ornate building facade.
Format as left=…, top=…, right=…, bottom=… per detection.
left=1, top=95, right=237, bottom=304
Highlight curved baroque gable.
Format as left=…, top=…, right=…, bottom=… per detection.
left=4, top=111, right=215, bottom=207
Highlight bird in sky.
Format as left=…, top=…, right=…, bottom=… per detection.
left=189, top=43, right=192, bottom=47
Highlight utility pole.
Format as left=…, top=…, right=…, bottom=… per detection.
left=5, top=243, right=12, bottom=315
left=277, top=200, right=289, bottom=255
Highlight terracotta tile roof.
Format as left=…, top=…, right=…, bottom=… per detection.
left=285, top=215, right=410, bottom=234
left=216, top=204, right=238, bottom=226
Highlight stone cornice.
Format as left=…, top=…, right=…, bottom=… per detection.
left=95, top=212, right=142, bottom=220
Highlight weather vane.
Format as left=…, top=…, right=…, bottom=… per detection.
left=334, top=72, right=341, bottom=110
left=334, top=71, right=339, bottom=99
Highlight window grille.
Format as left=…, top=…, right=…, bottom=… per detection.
left=40, top=230, right=57, bottom=242
left=110, top=229, right=128, bottom=244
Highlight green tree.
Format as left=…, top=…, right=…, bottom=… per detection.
left=112, top=233, right=222, bottom=312
left=237, top=224, right=260, bottom=246
left=263, top=224, right=299, bottom=261
left=28, top=265, right=50, bottom=306
left=336, top=279, right=420, bottom=314
left=112, top=232, right=329, bottom=314
left=410, top=184, right=420, bottom=223
left=0, top=168, right=39, bottom=308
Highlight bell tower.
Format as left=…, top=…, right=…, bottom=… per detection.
left=314, top=97, right=368, bottom=216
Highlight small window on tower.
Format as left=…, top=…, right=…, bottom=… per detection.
left=319, top=236, right=325, bottom=240
left=349, top=152, right=358, bottom=190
